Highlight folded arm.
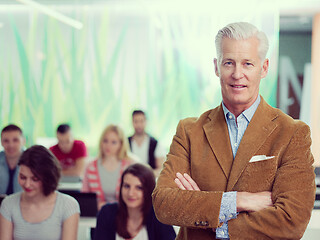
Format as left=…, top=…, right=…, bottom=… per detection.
left=152, top=120, right=224, bottom=229
left=228, top=123, right=315, bottom=239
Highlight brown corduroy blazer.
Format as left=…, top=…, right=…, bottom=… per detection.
left=152, top=97, right=316, bottom=240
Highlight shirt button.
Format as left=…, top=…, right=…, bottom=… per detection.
left=228, top=115, right=232, bottom=119
left=229, top=214, right=233, bottom=218
left=234, top=143, right=238, bottom=147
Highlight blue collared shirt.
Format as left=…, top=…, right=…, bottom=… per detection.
left=216, top=96, right=261, bottom=239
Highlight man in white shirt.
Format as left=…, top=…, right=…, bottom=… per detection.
left=128, top=110, right=165, bottom=176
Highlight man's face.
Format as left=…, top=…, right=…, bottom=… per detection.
left=132, top=114, right=146, bottom=135
left=57, top=131, right=74, bottom=154
left=214, top=37, right=269, bottom=112
left=1, top=130, right=24, bottom=159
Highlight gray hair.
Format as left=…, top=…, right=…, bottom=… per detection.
left=215, top=22, right=269, bottom=64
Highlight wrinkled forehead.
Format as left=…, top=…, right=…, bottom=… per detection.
left=219, top=37, right=260, bottom=61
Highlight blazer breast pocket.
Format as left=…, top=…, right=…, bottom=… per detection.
left=236, top=156, right=278, bottom=192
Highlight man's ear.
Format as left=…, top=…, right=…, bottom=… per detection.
left=261, top=58, right=269, bottom=79
left=214, top=58, right=220, bottom=77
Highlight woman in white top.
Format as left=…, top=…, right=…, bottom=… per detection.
left=0, top=145, right=80, bottom=240
left=94, top=163, right=176, bottom=240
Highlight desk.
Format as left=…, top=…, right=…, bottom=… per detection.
left=78, top=217, right=96, bottom=240
left=58, top=182, right=82, bottom=191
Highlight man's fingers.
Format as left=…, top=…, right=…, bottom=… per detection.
left=174, top=178, right=186, bottom=190
left=175, top=172, right=200, bottom=191
left=176, top=172, right=194, bottom=190
left=183, top=173, right=200, bottom=191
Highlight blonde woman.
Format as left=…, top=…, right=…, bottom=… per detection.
left=82, top=125, right=134, bottom=210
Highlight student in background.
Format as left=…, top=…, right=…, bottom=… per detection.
left=82, top=124, right=134, bottom=210
left=128, top=110, right=165, bottom=177
left=50, top=124, right=87, bottom=177
left=0, top=124, right=24, bottom=195
left=0, top=145, right=80, bottom=240
left=94, top=163, right=176, bottom=240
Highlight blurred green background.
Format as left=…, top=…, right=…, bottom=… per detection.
left=0, top=1, right=278, bottom=156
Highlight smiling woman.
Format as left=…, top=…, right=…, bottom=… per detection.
left=94, top=163, right=176, bottom=240
left=0, top=145, right=80, bottom=240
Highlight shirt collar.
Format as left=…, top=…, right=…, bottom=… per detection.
left=222, top=95, right=261, bottom=122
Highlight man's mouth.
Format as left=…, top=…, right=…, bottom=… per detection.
left=231, top=85, right=246, bottom=88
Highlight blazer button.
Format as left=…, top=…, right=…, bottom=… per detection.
left=201, top=221, right=209, bottom=226
left=194, top=221, right=201, bottom=226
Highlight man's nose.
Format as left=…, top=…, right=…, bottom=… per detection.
left=232, top=65, right=244, bottom=79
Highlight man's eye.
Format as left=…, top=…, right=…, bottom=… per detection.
left=224, top=62, right=232, bottom=65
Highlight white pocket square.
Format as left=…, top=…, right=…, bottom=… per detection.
left=249, top=155, right=275, bottom=163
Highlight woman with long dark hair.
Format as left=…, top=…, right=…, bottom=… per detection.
left=94, top=163, right=176, bottom=240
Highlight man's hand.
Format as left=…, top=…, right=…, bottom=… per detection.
left=237, top=191, right=273, bottom=212
left=174, top=172, right=200, bottom=191
left=174, top=173, right=273, bottom=213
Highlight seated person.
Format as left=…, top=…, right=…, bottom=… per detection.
left=82, top=124, right=134, bottom=210
left=50, top=124, right=87, bottom=177
left=128, top=110, right=166, bottom=177
left=94, top=163, right=176, bottom=240
left=0, top=145, right=80, bottom=240
left=0, top=124, right=24, bottom=195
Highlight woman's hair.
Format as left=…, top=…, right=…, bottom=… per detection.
left=116, top=163, right=156, bottom=238
left=98, top=124, right=130, bottom=160
left=18, top=145, right=61, bottom=196
left=215, top=22, right=269, bottom=65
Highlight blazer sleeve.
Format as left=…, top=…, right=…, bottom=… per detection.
left=228, top=122, right=315, bottom=239
left=152, top=119, right=224, bottom=229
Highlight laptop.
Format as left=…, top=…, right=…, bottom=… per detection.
left=59, top=190, right=98, bottom=217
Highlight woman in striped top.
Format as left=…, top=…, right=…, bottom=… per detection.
left=82, top=124, right=134, bottom=210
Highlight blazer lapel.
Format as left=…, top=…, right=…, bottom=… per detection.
left=226, top=98, right=278, bottom=191
left=203, top=105, right=234, bottom=179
